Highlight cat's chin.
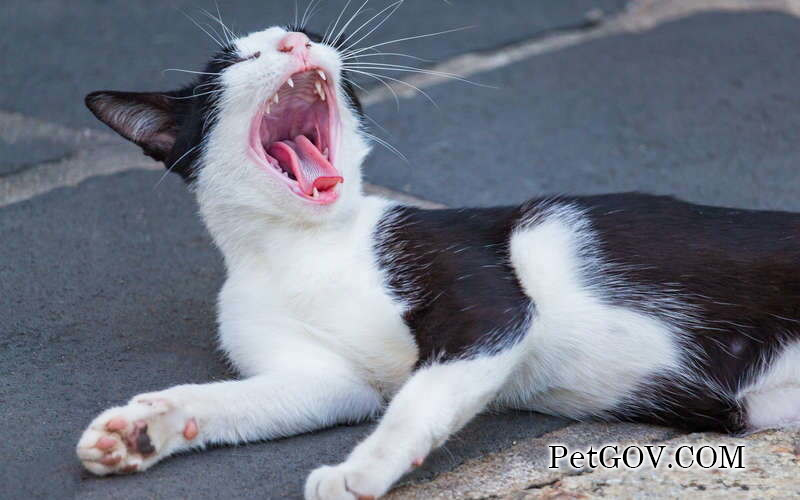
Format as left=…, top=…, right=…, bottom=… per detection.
left=247, top=67, right=342, bottom=206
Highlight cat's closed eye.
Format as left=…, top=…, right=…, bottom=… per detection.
left=228, top=51, right=261, bottom=65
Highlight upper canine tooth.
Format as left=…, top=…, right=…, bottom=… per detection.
left=273, top=93, right=279, bottom=104
left=314, top=81, right=325, bottom=100
left=317, top=70, right=326, bottom=81
left=287, top=77, right=294, bottom=88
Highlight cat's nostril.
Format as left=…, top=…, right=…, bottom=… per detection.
left=278, top=32, right=311, bottom=54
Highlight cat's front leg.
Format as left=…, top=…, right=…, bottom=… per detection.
left=77, top=353, right=382, bottom=475
left=305, top=350, right=520, bottom=500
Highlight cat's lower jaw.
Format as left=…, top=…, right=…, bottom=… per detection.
left=76, top=393, right=199, bottom=476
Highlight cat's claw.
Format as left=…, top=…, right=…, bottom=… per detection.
left=76, top=396, right=197, bottom=476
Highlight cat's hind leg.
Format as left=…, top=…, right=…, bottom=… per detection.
left=77, top=351, right=382, bottom=475
left=740, top=342, right=800, bottom=432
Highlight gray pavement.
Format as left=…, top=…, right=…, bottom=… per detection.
left=364, top=10, right=800, bottom=210
left=3, top=1, right=800, bottom=499
left=0, top=0, right=624, bottom=132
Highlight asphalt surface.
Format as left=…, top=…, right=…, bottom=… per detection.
left=364, top=11, right=800, bottom=209
left=3, top=1, right=800, bottom=499
left=0, top=0, right=625, bottom=132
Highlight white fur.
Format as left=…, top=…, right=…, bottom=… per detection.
left=77, top=25, right=797, bottom=499
left=498, top=204, right=684, bottom=418
left=739, top=341, right=800, bottom=430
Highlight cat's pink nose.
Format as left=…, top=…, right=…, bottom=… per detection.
left=278, top=32, right=311, bottom=57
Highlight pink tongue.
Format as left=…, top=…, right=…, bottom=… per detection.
left=266, top=135, right=342, bottom=195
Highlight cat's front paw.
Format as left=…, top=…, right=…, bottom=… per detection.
left=76, top=395, right=198, bottom=475
left=304, top=463, right=395, bottom=500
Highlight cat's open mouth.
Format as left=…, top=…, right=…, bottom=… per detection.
left=248, top=68, right=341, bottom=204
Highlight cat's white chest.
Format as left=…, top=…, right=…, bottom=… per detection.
left=218, top=200, right=418, bottom=393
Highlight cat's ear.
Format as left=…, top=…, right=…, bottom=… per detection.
left=85, top=91, right=181, bottom=162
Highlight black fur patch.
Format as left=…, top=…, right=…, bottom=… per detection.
left=569, top=193, right=800, bottom=432
left=376, top=194, right=800, bottom=433
left=375, top=205, right=533, bottom=365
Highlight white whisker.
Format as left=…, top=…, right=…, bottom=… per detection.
left=340, top=75, right=370, bottom=94
left=179, top=9, right=225, bottom=48
left=345, top=69, right=439, bottom=108
left=331, top=0, right=371, bottom=48
left=301, top=0, right=323, bottom=29
left=210, top=2, right=238, bottom=43
left=343, top=63, right=491, bottom=88
left=166, top=89, right=227, bottom=100
left=339, top=0, right=404, bottom=52
left=343, top=70, right=400, bottom=110
left=359, top=110, right=392, bottom=137
left=323, top=0, right=353, bottom=45
left=361, top=130, right=407, bottom=163
left=342, top=51, right=430, bottom=63
left=155, top=143, right=202, bottom=188
left=342, top=26, right=474, bottom=58
left=163, top=69, right=222, bottom=76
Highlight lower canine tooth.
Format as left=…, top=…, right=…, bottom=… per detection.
left=273, top=94, right=279, bottom=104
left=313, top=188, right=320, bottom=198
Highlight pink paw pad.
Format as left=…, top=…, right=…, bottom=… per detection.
left=183, top=418, right=199, bottom=440
left=96, top=436, right=116, bottom=450
left=106, top=416, right=127, bottom=432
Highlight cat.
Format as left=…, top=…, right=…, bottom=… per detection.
left=76, top=22, right=800, bottom=500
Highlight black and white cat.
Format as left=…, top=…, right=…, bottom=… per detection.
left=77, top=22, right=800, bottom=500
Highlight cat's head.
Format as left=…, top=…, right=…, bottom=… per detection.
left=86, top=26, right=369, bottom=224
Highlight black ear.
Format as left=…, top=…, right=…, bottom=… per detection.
left=85, top=91, right=180, bottom=162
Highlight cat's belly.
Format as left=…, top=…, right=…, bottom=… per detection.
left=497, top=205, right=685, bottom=418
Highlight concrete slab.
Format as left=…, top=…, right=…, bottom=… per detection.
left=0, top=111, right=117, bottom=179
left=388, top=422, right=683, bottom=499
left=0, top=0, right=627, bottom=131
left=362, top=11, right=800, bottom=211
left=0, top=170, right=567, bottom=499
left=0, top=138, right=74, bottom=177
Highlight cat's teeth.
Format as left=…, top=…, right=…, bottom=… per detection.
left=266, top=103, right=271, bottom=114
left=314, top=81, right=325, bottom=101
left=317, top=70, right=326, bottom=81
left=287, top=77, right=294, bottom=88
left=273, top=93, right=279, bottom=104
left=312, top=188, right=320, bottom=198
